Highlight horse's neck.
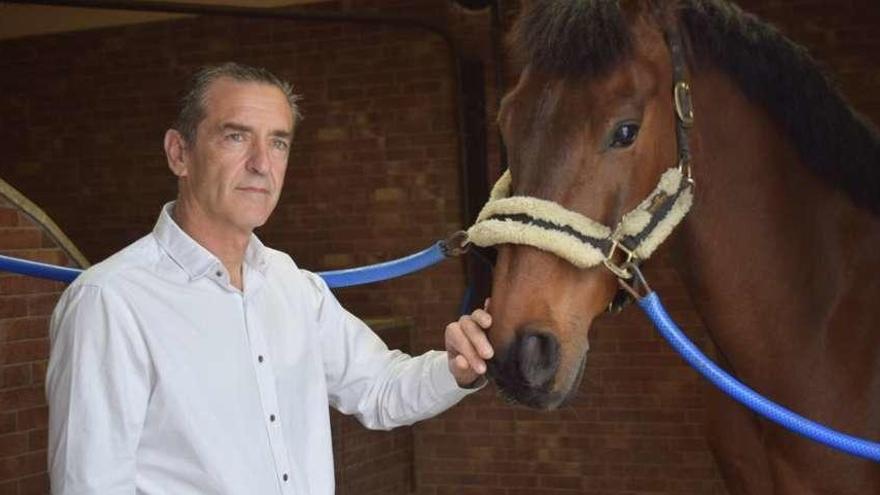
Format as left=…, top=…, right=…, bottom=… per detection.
left=675, top=69, right=880, bottom=384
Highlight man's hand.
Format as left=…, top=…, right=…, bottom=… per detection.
left=445, top=301, right=494, bottom=387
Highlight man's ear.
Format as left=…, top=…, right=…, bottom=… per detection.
left=164, top=129, right=189, bottom=177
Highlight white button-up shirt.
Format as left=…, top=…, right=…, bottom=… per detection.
left=47, top=203, right=475, bottom=495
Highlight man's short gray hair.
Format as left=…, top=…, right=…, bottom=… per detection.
left=173, top=62, right=301, bottom=144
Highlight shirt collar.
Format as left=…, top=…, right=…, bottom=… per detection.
left=244, top=231, right=270, bottom=275
left=153, top=202, right=269, bottom=281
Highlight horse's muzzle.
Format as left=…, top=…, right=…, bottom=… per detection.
left=487, top=328, right=569, bottom=409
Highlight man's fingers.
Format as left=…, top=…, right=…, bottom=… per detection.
left=445, top=306, right=496, bottom=380
left=458, top=314, right=494, bottom=360
left=469, top=309, right=492, bottom=329
left=447, top=322, right=486, bottom=374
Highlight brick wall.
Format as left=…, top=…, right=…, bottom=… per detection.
left=0, top=197, right=68, bottom=494
left=0, top=0, right=467, bottom=348
left=0, top=0, right=878, bottom=494
left=1, top=1, right=464, bottom=493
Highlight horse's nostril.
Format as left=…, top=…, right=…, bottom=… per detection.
left=517, top=332, right=559, bottom=388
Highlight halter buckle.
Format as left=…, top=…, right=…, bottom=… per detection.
left=674, top=81, right=695, bottom=128
left=603, top=240, right=636, bottom=279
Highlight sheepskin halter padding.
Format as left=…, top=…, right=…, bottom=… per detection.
left=466, top=167, right=693, bottom=274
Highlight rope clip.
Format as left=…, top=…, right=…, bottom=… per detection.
left=617, top=262, right=652, bottom=301
left=442, top=230, right=471, bottom=257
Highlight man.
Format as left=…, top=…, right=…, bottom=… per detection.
left=46, top=62, right=494, bottom=495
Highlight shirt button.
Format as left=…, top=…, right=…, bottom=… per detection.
left=215, top=270, right=222, bottom=277
left=283, top=474, right=289, bottom=482
left=270, top=414, right=276, bottom=422
left=258, top=355, right=264, bottom=363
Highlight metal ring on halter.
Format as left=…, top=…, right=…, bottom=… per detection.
left=441, top=230, right=471, bottom=257
left=674, top=81, right=695, bottom=128
left=677, top=157, right=694, bottom=184
left=602, top=239, right=636, bottom=279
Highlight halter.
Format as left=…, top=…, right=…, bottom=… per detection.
left=466, top=23, right=696, bottom=283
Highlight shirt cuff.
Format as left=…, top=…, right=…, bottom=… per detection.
left=428, top=351, right=486, bottom=403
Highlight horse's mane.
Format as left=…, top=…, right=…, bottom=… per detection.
left=510, top=0, right=880, bottom=214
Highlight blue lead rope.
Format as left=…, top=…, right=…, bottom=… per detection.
left=0, top=242, right=449, bottom=289
left=318, top=242, right=447, bottom=288
left=638, top=291, right=880, bottom=462
left=4, top=249, right=880, bottom=461
left=0, top=254, right=82, bottom=283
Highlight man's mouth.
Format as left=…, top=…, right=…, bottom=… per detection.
left=237, top=186, right=270, bottom=194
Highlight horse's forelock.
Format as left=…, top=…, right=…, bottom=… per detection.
left=509, top=0, right=638, bottom=78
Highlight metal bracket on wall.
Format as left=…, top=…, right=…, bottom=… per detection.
left=0, top=176, right=90, bottom=269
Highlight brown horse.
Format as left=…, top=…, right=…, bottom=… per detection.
left=480, top=0, right=880, bottom=493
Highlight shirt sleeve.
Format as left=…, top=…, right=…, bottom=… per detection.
left=46, top=284, right=153, bottom=495
left=306, top=272, right=479, bottom=430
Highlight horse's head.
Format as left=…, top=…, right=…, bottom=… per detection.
left=482, top=1, right=692, bottom=409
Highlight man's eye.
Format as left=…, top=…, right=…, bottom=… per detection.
left=273, top=140, right=290, bottom=151
left=226, top=133, right=244, bottom=142
left=610, top=123, right=640, bottom=148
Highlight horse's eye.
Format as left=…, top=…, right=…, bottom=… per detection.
left=610, top=123, right=640, bottom=148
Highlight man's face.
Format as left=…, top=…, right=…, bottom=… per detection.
left=174, top=78, right=293, bottom=235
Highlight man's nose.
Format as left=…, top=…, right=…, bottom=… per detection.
left=246, top=142, right=271, bottom=174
